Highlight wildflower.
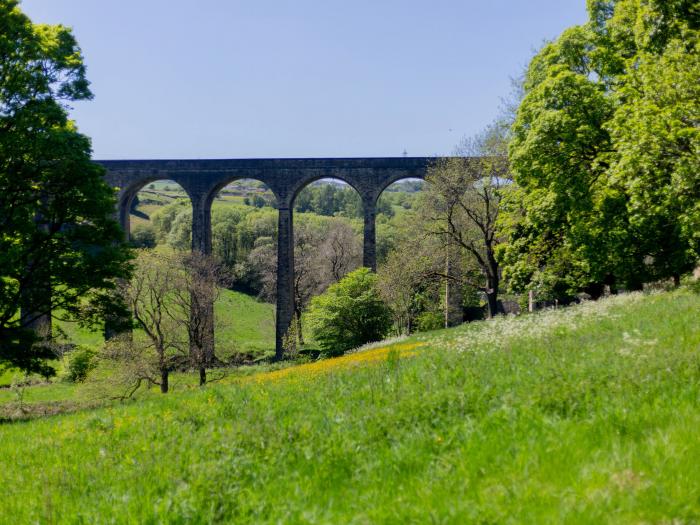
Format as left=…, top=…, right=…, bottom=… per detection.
left=241, top=342, right=426, bottom=385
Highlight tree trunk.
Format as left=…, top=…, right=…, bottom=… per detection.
left=486, top=290, right=499, bottom=318
left=485, top=271, right=500, bottom=318
left=605, top=274, right=618, bottom=295
left=585, top=282, right=605, bottom=300
left=199, top=367, right=206, bottom=386
left=444, top=234, right=463, bottom=327
left=673, top=274, right=681, bottom=288
left=485, top=251, right=500, bottom=319
left=160, top=369, right=169, bottom=393
left=485, top=257, right=500, bottom=318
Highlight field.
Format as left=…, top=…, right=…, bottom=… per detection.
left=1, top=288, right=699, bottom=523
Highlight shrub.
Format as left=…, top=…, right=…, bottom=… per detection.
left=66, top=346, right=97, bottom=383
left=415, top=311, right=443, bottom=332
left=130, top=224, right=157, bottom=248
left=307, top=268, right=392, bottom=356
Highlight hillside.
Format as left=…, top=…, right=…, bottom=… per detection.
left=0, top=289, right=276, bottom=390
left=57, top=288, right=275, bottom=356
left=1, top=289, right=699, bottom=523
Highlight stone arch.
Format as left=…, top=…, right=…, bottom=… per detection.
left=203, top=177, right=281, bottom=213
left=116, top=177, right=194, bottom=243
left=372, top=176, right=426, bottom=265
left=193, top=176, right=282, bottom=255
left=372, top=174, right=427, bottom=207
left=288, top=173, right=364, bottom=211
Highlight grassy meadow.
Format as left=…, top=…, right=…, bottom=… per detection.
left=56, top=288, right=276, bottom=361
left=0, top=289, right=275, bottom=413
left=1, top=288, right=699, bottom=523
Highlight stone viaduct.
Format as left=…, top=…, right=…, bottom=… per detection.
left=99, top=157, right=434, bottom=359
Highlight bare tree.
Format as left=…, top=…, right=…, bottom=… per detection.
left=171, top=251, right=229, bottom=386
left=245, top=237, right=277, bottom=302
left=92, top=250, right=228, bottom=397
left=319, top=221, right=362, bottom=282
left=105, top=250, right=188, bottom=395
left=423, top=122, right=511, bottom=318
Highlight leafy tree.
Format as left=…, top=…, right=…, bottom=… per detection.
left=605, top=17, right=700, bottom=285
left=151, top=201, right=189, bottom=244
left=65, top=346, right=97, bottom=383
left=251, top=194, right=266, bottom=208
left=307, top=268, right=391, bottom=356
left=0, top=1, right=131, bottom=375
left=499, top=0, right=699, bottom=298
left=211, top=207, right=246, bottom=269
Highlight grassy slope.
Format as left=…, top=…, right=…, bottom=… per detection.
left=53, top=288, right=275, bottom=356
left=1, top=290, right=699, bottom=523
left=214, top=289, right=275, bottom=358
left=0, top=289, right=275, bottom=392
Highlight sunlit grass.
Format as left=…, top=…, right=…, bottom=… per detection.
left=1, top=289, right=699, bottom=523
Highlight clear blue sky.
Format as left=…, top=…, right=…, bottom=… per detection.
left=20, top=1, right=587, bottom=159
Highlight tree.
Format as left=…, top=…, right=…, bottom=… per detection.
left=244, top=236, right=277, bottom=301
left=0, top=1, right=131, bottom=376
left=423, top=122, right=511, bottom=317
left=307, top=268, right=391, bottom=356
left=119, top=250, right=188, bottom=394
left=211, top=206, right=246, bottom=270
left=499, top=0, right=699, bottom=298
left=318, top=220, right=361, bottom=283
left=606, top=25, right=700, bottom=284
left=378, top=236, right=440, bottom=335
left=111, top=250, right=228, bottom=392
left=170, top=251, right=229, bottom=386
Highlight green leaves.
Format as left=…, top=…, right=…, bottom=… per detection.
left=499, top=0, right=699, bottom=297
left=307, top=268, right=392, bottom=356
left=0, top=2, right=131, bottom=372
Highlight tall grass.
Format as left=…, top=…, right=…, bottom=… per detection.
left=0, top=289, right=699, bottom=523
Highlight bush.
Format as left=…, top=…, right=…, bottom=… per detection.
left=415, top=311, right=443, bottom=332
left=66, top=346, right=97, bottom=383
left=130, top=224, right=157, bottom=248
left=307, top=268, right=392, bottom=356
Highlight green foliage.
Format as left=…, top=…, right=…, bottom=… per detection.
left=294, top=182, right=398, bottom=218
left=65, top=346, right=96, bottom=383
left=129, top=224, right=156, bottom=248
left=295, top=182, right=363, bottom=217
left=499, top=0, right=700, bottom=297
left=606, top=34, right=700, bottom=278
left=0, top=290, right=699, bottom=521
left=0, top=1, right=131, bottom=375
left=414, top=310, right=443, bottom=332
left=307, top=268, right=392, bottom=356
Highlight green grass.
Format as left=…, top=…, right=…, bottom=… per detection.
left=52, top=289, right=275, bottom=357
left=0, top=289, right=275, bottom=395
left=214, top=289, right=275, bottom=358
left=1, top=289, right=699, bottom=523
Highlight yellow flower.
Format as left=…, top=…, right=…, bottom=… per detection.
left=241, top=342, right=426, bottom=385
